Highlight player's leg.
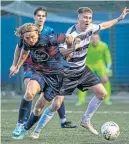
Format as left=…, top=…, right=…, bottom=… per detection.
left=12, top=79, right=41, bottom=137
left=18, top=79, right=40, bottom=123
left=13, top=94, right=49, bottom=140
left=22, top=93, right=49, bottom=133
left=76, top=65, right=95, bottom=106
left=33, top=94, right=77, bottom=129
left=57, top=101, right=77, bottom=128
left=16, top=83, right=57, bottom=139
left=22, top=65, right=34, bottom=123
left=96, top=61, right=112, bottom=105
left=32, top=95, right=64, bottom=139
left=12, top=66, right=33, bottom=137
left=80, top=83, right=107, bottom=135
left=78, top=66, right=107, bottom=135
left=12, top=72, right=42, bottom=138
left=57, top=101, right=67, bottom=125
left=23, top=78, right=32, bottom=123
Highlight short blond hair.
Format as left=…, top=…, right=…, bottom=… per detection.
left=78, top=7, right=93, bottom=15
left=15, top=23, right=40, bottom=38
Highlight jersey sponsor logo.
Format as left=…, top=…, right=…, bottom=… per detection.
left=31, top=49, right=49, bottom=62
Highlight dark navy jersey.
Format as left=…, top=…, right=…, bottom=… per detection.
left=17, top=25, right=54, bottom=65
left=23, top=34, right=68, bottom=73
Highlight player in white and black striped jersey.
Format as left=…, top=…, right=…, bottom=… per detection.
left=64, top=23, right=100, bottom=71
left=31, top=7, right=129, bottom=139
left=59, top=7, right=129, bottom=135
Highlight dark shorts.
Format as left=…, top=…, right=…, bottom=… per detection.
left=60, top=66, right=101, bottom=95
left=23, top=64, right=63, bottom=102
left=23, top=64, right=34, bottom=80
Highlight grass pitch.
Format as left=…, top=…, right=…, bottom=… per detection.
left=1, top=97, right=129, bottom=144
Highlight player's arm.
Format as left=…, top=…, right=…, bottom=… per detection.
left=9, top=49, right=30, bottom=77
left=10, top=39, right=23, bottom=74
left=99, top=7, right=129, bottom=30
left=59, top=47, right=75, bottom=56
left=58, top=34, right=75, bottom=56
left=16, top=49, right=30, bottom=70
left=11, top=44, right=22, bottom=66
left=59, top=34, right=81, bottom=57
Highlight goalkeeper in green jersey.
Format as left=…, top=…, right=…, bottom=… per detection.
left=77, top=33, right=112, bottom=106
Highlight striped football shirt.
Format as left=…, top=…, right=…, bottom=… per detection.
left=60, top=24, right=100, bottom=71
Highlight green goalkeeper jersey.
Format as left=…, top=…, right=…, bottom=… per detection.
left=86, top=41, right=112, bottom=66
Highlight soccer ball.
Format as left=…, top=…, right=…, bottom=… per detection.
left=101, top=121, right=120, bottom=141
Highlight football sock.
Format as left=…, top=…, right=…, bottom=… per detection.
left=18, top=98, right=32, bottom=124
left=82, top=96, right=103, bottom=122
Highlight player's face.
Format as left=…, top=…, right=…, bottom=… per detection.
left=23, top=31, right=39, bottom=46
left=34, top=11, right=46, bottom=26
left=91, top=34, right=100, bottom=45
left=78, top=12, right=92, bottom=30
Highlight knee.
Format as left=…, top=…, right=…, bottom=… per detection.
left=101, top=76, right=109, bottom=83
left=97, top=90, right=107, bottom=100
left=33, top=107, right=43, bottom=116
left=24, top=89, right=36, bottom=101
left=52, top=101, right=61, bottom=111
left=24, top=81, right=40, bottom=100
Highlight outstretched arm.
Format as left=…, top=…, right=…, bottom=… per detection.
left=99, top=7, right=129, bottom=30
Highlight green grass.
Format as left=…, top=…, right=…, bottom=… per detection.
left=1, top=98, right=129, bottom=144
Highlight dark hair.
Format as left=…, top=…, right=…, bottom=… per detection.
left=78, top=7, right=93, bottom=15
left=34, top=7, right=47, bottom=16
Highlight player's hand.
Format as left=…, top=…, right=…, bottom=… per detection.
left=118, top=7, right=129, bottom=21
left=66, top=35, right=73, bottom=47
left=10, top=65, right=17, bottom=78
left=10, top=65, right=16, bottom=72
left=73, top=37, right=81, bottom=50
left=9, top=66, right=20, bottom=78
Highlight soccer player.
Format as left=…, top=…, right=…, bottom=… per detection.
left=31, top=7, right=129, bottom=139
left=77, top=33, right=112, bottom=106
left=10, top=7, right=76, bottom=137
left=10, top=23, right=77, bottom=139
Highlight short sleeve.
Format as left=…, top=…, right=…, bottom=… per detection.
left=18, top=39, right=23, bottom=48
left=91, top=24, right=100, bottom=34
left=58, top=26, right=74, bottom=49
left=23, top=44, right=30, bottom=51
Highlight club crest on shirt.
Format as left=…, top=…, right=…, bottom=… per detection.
left=74, top=37, right=81, bottom=45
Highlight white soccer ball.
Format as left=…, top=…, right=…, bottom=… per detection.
left=101, top=121, right=120, bottom=141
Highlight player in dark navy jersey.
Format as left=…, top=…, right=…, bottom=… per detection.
left=10, top=8, right=77, bottom=139
left=10, top=23, right=76, bottom=139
